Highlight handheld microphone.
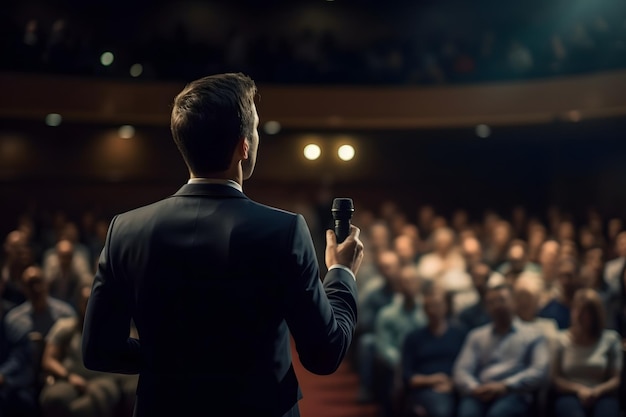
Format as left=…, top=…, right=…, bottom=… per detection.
left=331, top=198, right=354, bottom=244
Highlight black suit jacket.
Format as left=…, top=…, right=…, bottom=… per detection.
left=81, top=183, right=358, bottom=417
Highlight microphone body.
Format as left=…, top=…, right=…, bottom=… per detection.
left=332, top=198, right=354, bottom=244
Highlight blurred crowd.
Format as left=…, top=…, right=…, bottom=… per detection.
left=338, top=201, right=625, bottom=417
left=1, top=1, right=626, bottom=85
left=1, top=199, right=626, bottom=417
left=0, top=210, right=136, bottom=417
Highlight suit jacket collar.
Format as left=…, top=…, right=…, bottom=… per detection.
left=172, top=183, right=248, bottom=199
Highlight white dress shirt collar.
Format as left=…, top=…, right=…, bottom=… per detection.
left=187, top=178, right=243, bottom=192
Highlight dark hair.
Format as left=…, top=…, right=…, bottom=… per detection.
left=572, top=288, right=605, bottom=340
left=170, top=73, right=258, bottom=175
left=422, top=282, right=454, bottom=318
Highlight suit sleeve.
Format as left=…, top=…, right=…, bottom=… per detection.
left=284, top=214, right=358, bottom=375
left=82, top=215, right=141, bottom=374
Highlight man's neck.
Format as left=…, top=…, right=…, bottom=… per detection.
left=190, top=165, right=242, bottom=187
left=31, top=297, right=47, bottom=313
left=428, top=319, right=448, bottom=336
left=402, top=296, right=416, bottom=311
left=492, top=319, right=513, bottom=334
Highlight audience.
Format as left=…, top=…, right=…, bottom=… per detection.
left=1, top=200, right=625, bottom=416
left=3, top=1, right=626, bottom=85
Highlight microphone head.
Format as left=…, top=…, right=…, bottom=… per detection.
left=332, top=198, right=354, bottom=218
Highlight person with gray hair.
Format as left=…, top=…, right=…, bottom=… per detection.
left=513, top=272, right=559, bottom=343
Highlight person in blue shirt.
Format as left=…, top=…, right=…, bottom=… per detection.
left=538, top=256, right=585, bottom=329
left=402, top=283, right=467, bottom=417
left=453, top=279, right=550, bottom=417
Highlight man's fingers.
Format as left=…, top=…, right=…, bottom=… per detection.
left=349, top=225, right=360, bottom=240
left=326, top=229, right=337, bottom=247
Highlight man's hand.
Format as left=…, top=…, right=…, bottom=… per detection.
left=432, top=375, right=454, bottom=393
left=325, top=225, right=364, bottom=275
left=577, top=386, right=597, bottom=407
left=68, top=373, right=87, bottom=393
left=472, top=382, right=508, bottom=401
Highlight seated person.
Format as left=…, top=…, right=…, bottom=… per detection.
left=453, top=278, right=550, bottom=417
left=39, top=286, right=125, bottom=417
left=538, top=256, right=585, bottom=330
left=513, top=272, right=559, bottom=346
left=402, top=284, right=467, bottom=417
left=551, top=288, right=622, bottom=417
left=456, top=263, right=495, bottom=331
left=374, top=265, right=427, bottom=416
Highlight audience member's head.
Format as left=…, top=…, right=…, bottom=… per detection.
left=22, top=265, right=47, bottom=302
left=55, top=239, right=75, bottom=270
left=527, top=223, right=547, bottom=248
left=608, top=218, right=623, bottom=243
left=398, top=265, right=421, bottom=299
left=451, top=209, right=469, bottom=232
left=491, top=220, right=512, bottom=248
left=539, top=239, right=560, bottom=266
left=369, top=221, right=391, bottom=254
left=513, top=272, right=544, bottom=321
left=581, top=246, right=605, bottom=288
left=557, top=220, right=576, bottom=242
left=376, top=250, right=402, bottom=288
left=484, top=278, right=516, bottom=328
left=3, top=230, right=32, bottom=268
left=615, top=231, right=626, bottom=258
left=469, top=262, right=493, bottom=298
left=422, top=284, right=451, bottom=324
left=394, top=234, right=418, bottom=266
left=559, top=239, right=578, bottom=259
left=578, top=227, right=596, bottom=252
left=461, top=236, right=483, bottom=267
left=570, top=288, right=605, bottom=340
left=432, top=227, right=455, bottom=256
left=506, top=239, right=529, bottom=273
left=557, top=256, right=583, bottom=301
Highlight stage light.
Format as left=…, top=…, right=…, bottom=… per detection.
left=263, top=121, right=281, bottom=135
left=130, top=64, right=143, bottom=77
left=45, top=113, right=62, bottom=127
left=118, top=125, right=135, bottom=139
left=338, top=144, right=355, bottom=161
left=303, top=144, right=321, bottom=160
left=100, top=52, right=114, bottom=66
left=475, top=124, right=491, bottom=138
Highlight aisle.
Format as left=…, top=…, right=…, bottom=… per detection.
left=292, top=341, right=380, bottom=417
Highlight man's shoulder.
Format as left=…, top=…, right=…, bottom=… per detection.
left=47, top=297, right=77, bottom=317
left=115, top=194, right=300, bottom=224
left=465, top=322, right=491, bottom=340
left=5, top=302, right=30, bottom=324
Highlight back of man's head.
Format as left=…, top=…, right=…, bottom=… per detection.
left=170, top=73, right=257, bottom=176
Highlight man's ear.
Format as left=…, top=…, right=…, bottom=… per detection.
left=238, top=137, right=249, bottom=160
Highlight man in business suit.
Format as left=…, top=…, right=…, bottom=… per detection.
left=81, top=72, right=364, bottom=417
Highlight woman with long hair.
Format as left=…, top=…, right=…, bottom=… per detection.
left=551, top=288, right=622, bottom=417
